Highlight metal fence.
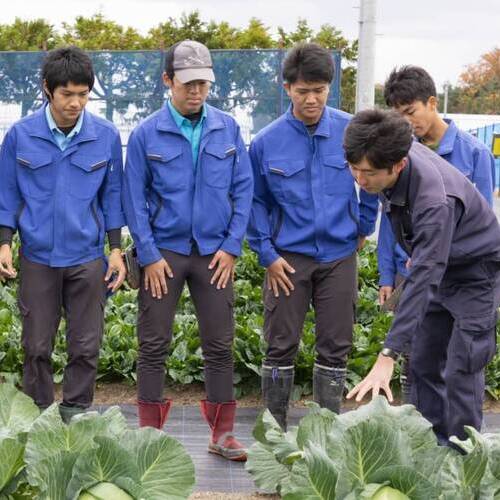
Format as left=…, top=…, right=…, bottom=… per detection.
left=0, top=49, right=342, bottom=147
left=469, top=123, right=500, bottom=190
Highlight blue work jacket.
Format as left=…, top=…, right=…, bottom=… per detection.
left=122, top=104, right=253, bottom=266
left=0, top=105, right=125, bottom=267
left=377, top=120, right=495, bottom=287
left=247, top=106, right=378, bottom=267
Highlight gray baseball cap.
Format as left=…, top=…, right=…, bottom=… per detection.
left=172, top=40, right=215, bottom=84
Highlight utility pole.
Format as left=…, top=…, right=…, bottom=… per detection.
left=443, top=81, right=450, bottom=117
left=355, top=0, right=377, bottom=112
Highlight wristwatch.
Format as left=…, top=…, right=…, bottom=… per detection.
left=380, top=347, right=400, bottom=361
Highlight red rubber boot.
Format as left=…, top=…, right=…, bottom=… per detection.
left=200, top=400, right=247, bottom=461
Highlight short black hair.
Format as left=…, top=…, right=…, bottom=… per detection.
left=282, top=43, right=334, bottom=84
left=164, top=42, right=182, bottom=80
left=344, top=109, right=413, bottom=170
left=42, top=47, right=94, bottom=100
left=384, top=65, right=437, bottom=107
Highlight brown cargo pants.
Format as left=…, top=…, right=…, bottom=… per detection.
left=137, top=249, right=235, bottom=403
left=18, top=255, right=106, bottom=409
left=263, top=251, right=357, bottom=367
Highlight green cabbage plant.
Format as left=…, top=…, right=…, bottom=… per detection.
left=246, top=396, right=500, bottom=499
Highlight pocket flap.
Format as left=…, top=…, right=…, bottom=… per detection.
left=323, top=154, right=347, bottom=169
left=17, top=152, right=52, bottom=170
left=147, top=146, right=183, bottom=163
left=458, top=314, right=497, bottom=332
left=267, top=159, right=306, bottom=177
left=204, top=143, right=236, bottom=159
left=70, top=154, right=108, bottom=172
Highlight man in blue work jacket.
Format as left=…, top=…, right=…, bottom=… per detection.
left=0, top=47, right=126, bottom=422
left=122, top=40, right=253, bottom=461
left=378, top=66, right=496, bottom=402
left=247, top=43, right=378, bottom=430
left=346, top=110, right=500, bottom=445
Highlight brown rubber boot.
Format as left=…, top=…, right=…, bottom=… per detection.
left=138, top=399, right=172, bottom=429
left=200, top=400, right=247, bottom=461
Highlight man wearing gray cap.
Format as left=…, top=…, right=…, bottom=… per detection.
left=123, top=40, right=253, bottom=461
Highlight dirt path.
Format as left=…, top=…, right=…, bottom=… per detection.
left=55, top=381, right=500, bottom=412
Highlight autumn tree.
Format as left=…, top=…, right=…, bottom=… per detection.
left=454, top=47, right=499, bottom=114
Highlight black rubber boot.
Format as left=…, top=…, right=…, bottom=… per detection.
left=313, top=363, right=346, bottom=414
left=59, top=403, right=86, bottom=424
left=261, top=365, right=294, bottom=431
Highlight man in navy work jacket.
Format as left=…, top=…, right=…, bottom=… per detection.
left=0, top=47, right=126, bottom=422
left=122, top=40, right=253, bottom=461
left=378, top=66, right=496, bottom=402
left=345, top=109, right=500, bottom=445
left=247, top=43, right=378, bottom=430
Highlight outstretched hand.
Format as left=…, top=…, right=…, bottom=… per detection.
left=346, top=354, right=395, bottom=403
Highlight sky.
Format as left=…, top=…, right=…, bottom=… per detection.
left=0, top=0, right=498, bottom=91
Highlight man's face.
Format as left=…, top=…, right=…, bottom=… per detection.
left=348, top=156, right=406, bottom=194
left=163, top=73, right=211, bottom=115
left=44, top=81, right=90, bottom=127
left=394, top=97, right=437, bottom=139
left=284, top=80, right=330, bottom=125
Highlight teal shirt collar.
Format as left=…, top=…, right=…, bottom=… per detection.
left=45, top=104, right=84, bottom=150
left=167, top=99, right=207, bottom=127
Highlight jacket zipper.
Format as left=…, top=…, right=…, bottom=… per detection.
left=272, top=208, right=284, bottom=241
left=347, top=200, right=360, bottom=228
left=150, top=195, right=163, bottom=226
left=16, top=201, right=26, bottom=223
left=90, top=202, right=101, bottom=231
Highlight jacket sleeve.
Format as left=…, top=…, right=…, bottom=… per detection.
left=246, top=139, right=280, bottom=267
left=122, top=128, right=162, bottom=267
left=0, top=129, right=22, bottom=230
left=219, top=125, right=254, bottom=257
left=99, top=130, right=126, bottom=231
left=383, top=200, right=457, bottom=354
left=377, top=212, right=397, bottom=287
left=471, top=146, right=495, bottom=207
left=358, top=188, right=379, bottom=236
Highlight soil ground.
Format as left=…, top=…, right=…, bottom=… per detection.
left=54, top=380, right=500, bottom=412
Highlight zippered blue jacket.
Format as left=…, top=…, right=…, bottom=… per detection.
left=247, top=106, right=378, bottom=267
left=0, top=105, right=125, bottom=267
left=122, top=104, right=253, bottom=266
left=378, top=120, right=495, bottom=287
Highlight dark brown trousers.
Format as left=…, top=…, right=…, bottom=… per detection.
left=18, top=255, right=106, bottom=409
left=263, top=251, right=357, bottom=367
left=137, top=249, right=235, bottom=403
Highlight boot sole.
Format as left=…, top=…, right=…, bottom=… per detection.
left=208, top=445, right=247, bottom=462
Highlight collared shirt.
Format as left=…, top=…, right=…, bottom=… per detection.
left=45, top=104, right=84, bottom=151
left=167, top=100, right=206, bottom=167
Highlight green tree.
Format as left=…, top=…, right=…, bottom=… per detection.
left=61, top=13, right=146, bottom=49
left=0, top=18, right=59, bottom=51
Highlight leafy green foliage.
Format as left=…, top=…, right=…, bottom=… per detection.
left=0, top=385, right=195, bottom=499
left=1, top=238, right=499, bottom=399
left=246, top=397, right=500, bottom=498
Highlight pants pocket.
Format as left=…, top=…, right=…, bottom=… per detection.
left=457, top=315, right=497, bottom=373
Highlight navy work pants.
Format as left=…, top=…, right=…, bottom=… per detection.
left=409, top=259, right=499, bottom=443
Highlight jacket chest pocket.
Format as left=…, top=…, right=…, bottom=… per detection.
left=16, top=152, right=54, bottom=199
left=147, top=146, right=186, bottom=192
left=266, top=159, right=308, bottom=203
left=68, top=154, right=108, bottom=200
left=323, top=154, right=353, bottom=196
left=202, top=143, right=236, bottom=189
